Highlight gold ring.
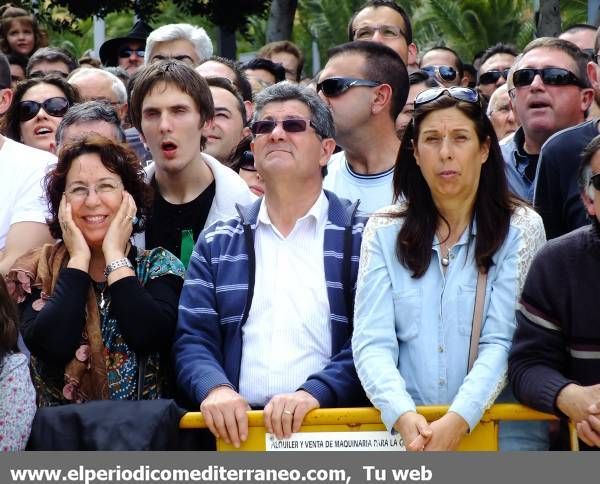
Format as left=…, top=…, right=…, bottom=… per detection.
left=283, top=410, right=293, bottom=416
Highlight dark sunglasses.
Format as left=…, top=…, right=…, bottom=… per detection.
left=582, top=48, right=595, bottom=61
left=421, top=65, right=457, bottom=82
left=18, top=96, right=70, bottom=122
left=478, top=68, right=510, bottom=85
left=590, top=173, right=600, bottom=191
left=316, top=77, right=381, bottom=97
left=414, top=87, right=479, bottom=106
left=118, top=48, right=145, bottom=58
left=512, top=67, right=585, bottom=88
left=251, top=118, right=319, bottom=136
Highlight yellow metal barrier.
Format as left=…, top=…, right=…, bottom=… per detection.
left=180, top=404, right=578, bottom=451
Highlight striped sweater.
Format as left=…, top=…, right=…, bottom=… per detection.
left=174, top=191, right=368, bottom=408
left=509, top=223, right=600, bottom=418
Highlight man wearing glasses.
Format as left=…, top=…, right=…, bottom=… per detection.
left=535, top=30, right=600, bottom=240
left=509, top=137, right=600, bottom=450
left=348, top=0, right=418, bottom=72
left=476, top=43, right=518, bottom=101
left=174, top=83, right=367, bottom=448
left=144, top=23, right=212, bottom=67
left=99, top=20, right=152, bottom=76
left=501, top=37, right=593, bottom=202
left=317, top=41, right=408, bottom=213
left=420, top=46, right=466, bottom=87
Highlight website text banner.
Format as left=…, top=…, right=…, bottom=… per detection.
left=1, top=451, right=594, bottom=484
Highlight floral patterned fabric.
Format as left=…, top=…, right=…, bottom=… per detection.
left=0, top=353, right=36, bottom=451
left=20, top=246, right=184, bottom=407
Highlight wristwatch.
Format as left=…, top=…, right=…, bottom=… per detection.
left=104, top=257, right=134, bottom=278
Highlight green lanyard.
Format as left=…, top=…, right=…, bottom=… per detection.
left=180, top=229, right=194, bottom=269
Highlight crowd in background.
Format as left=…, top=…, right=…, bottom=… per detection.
left=1, top=0, right=600, bottom=452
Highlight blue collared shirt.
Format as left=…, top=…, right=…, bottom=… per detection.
left=352, top=204, right=545, bottom=432
left=501, top=128, right=538, bottom=202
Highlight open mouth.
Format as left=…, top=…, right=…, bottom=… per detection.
left=82, top=215, right=107, bottom=224
left=161, top=140, right=178, bottom=155
left=528, top=101, right=550, bottom=109
left=34, top=127, right=52, bottom=136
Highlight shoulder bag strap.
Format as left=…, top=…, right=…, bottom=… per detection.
left=467, top=270, right=488, bottom=372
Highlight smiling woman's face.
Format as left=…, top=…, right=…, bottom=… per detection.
left=19, top=83, right=66, bottom=153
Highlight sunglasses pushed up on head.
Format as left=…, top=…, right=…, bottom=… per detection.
left=414, top=87, right=479, bottom=107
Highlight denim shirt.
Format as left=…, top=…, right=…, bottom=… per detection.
left=501, top=128, right=536, bottom=202
left=352, top=204, right=545, bottom=432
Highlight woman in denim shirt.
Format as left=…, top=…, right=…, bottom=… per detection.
left=352, top=88, right=546, bottom=451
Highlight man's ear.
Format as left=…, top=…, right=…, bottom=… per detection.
left=582, top=187, right=596, bottom=217
left=407, top=42, right=418, bottom=67
left=0, top=87, right=13, bottom=116
left=371, top=83, right=393, bottom=115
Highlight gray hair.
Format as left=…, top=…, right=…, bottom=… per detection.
left=145, top=23, right=213, bottom=65
left=68, top=68, right=127, bottom=104
left=486, top=83, right=509, bottom=116
left=252, top=82, right=335, bottom=139
left=26, top=47, right=78, bottom=76
left=56, top=101, right=126, bottom=147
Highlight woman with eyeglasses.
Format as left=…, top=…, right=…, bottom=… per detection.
left=352, top=87, right=547, bottom=451
left=6, top=135, right=185, bottom=406
left=2, top=75, right=80, bottom=153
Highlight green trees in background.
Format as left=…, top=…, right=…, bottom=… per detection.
left=14, top=0, right=591, bottom=70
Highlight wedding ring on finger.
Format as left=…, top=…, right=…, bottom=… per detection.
left=283, top=410, right=293, bottom=416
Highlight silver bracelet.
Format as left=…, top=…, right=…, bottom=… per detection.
left=103, top=257, right=133, bottom=278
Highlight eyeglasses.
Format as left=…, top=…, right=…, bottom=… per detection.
left=65, top=181, right=123, bottom=201
left=18, top=97, right=70, bottom=122
left=251, top=118, right=320, bottom=136
left=421, top=65, right=458, bottom=82
left=29, top=70, right=68, bottom=79
left=478, top=68, right=510, bottom=85
left=512, top=68, right=585, bottom=88
left=589, top=173, right=600, bottom=191
left=415, top=87, right=479, bottom=106
left=353, top=24, right=407, bottom=41
left=118, top=48, right=145, bottom=58
left=316, top=77, right=382, bottom=97
left=151, top=54, right=195, bottom=65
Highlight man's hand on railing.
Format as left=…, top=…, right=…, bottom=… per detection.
left=200, top=386, right=251, bottom=448
left=556, top=383, right=600, bottom=447
left=264, top=390, right=320, bottom=440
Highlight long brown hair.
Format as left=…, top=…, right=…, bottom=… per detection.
left=393, top=93, right=519, bottom=278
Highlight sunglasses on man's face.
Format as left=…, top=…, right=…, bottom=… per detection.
left=512, top=67, right=585, bottom=88
left=316, top=77, right=381, bottom=97
left=414, top=87, right=479, bottom=106
left=18, top=96, right=70, bottom=122
left=118, top=48, right=145, bottom=58
left=251, top=118, right=320, bottom=136
left=421, top=65, right=458, bottom=82
left=478, top=68, right=510, bottom=85
left=239, top=151, right=256, bottom=172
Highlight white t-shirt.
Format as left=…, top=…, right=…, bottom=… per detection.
left=0, top=137, right=55, bottom=249
left=323, top=151, right=395, bottom=215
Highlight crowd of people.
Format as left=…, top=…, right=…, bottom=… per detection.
left=0, top=0, right=599, bottom=452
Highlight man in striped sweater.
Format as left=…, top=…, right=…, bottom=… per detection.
left=174, top=83, right=368, bottom=448
left=509, top=138, right=600, bottom=450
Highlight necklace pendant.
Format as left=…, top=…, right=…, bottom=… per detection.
left=441, top=256, right=450, bottom=267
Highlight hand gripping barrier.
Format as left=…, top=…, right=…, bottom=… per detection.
left=179, top=404, right=579, bottom=451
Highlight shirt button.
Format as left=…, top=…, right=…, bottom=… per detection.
left=438, top=346, right=444, bottom=353
left=439, top=378, right=445, bottom=386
